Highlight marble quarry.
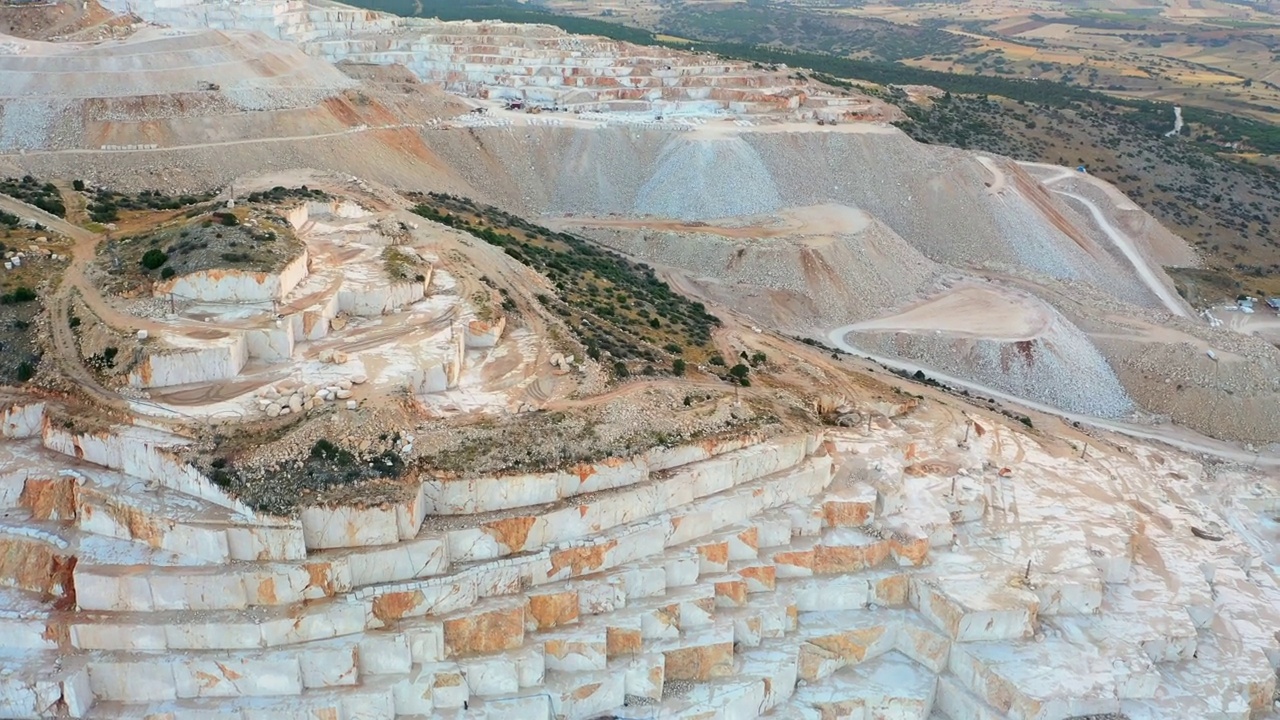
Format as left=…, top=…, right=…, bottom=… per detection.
left=1, top=398, right=1277, bottom=719
left=105, top=196, right=504, bottom=418
left=96, top=0, right=886, bottom=116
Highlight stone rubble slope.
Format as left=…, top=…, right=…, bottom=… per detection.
left=1, top=399, right=1277, bottom=719
left=0, top=26, right=357, bottom=151
left=428, top=127, right=1180, bottom=317
left=851, top=308, right=1136, bottom=419
left=578, top=210, right=943, bottom=330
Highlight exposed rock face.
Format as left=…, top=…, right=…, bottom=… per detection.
left=1, top=401, right=1277, bottom=719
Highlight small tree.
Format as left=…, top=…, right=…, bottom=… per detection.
left=673, top=358, right=686, bottom=376
left=729, top=363, right=750, bottom=380
left=140, top=249, right=168, bottom=270
left=612, top=361, right=629, bottom=378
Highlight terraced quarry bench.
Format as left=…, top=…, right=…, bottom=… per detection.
left=2, top=399, right=1276, bottom=719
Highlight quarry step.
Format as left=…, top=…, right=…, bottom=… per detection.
left=0, top=650, right=93, bottom=717
left=543, top=667, right=626, bottom=720
left=87, top=674, right=402, bottom=720
left=932, top=675, right=1005, bottom=720
left=790, top=650, right=940, bottom=719
left=38, top=424, right=261, bottom=518
left=435, top=442, right=825, bottom=564
left=421, top=433, right=812, bottom=516
left=350, top=453, right=833, bottom=625
left=76, top=630, right=451, bottom=704
left=65, top=597, right=371, bottom=651
left=646, top=622, right=736, bottom=683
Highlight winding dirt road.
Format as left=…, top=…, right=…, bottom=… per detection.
left=1019, top=162, right=1191, bottom=319
left=0, top=194, right=139, bottom=412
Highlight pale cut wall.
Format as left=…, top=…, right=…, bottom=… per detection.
left=422, top=433, right=816, bottom=516
left=127, top=336, right=248, bottom=388
left=0, top=403, right=45, bottom=439
left=338, top=280, right=425, bottom=316
left=40, top=423, right=258, bottom=518
left=464, top=317, right=505, bottom=348
left=285, top=200, right=370, bottom=231
left=153, top=250, right=309, bottom=303
left=409, top=361, right=451, bottom=394
left=246, top=323, right=295, bottom=362
left=287, top=292, right=339, bottom=342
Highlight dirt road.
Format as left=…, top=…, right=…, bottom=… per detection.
left=825, top=327, right=1280, bottom=467
left=0, top=194, right=142, bottom=412
left=1018, top=162, right=1191, bottom=319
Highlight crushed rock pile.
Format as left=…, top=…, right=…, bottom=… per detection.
left=580, top=213, right=941, bottom=331
left=851, top=310, right=1135, bottom=419
left=0, top=27, right=356, bottom=151
left=1095, top=331, right=1280, bottom=444
left=427, top=127, right=1170, bottom=310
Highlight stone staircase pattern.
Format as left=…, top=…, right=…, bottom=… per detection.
left=1, top=401, right=1278, bottom=719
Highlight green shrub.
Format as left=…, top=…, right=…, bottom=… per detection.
left=160, top=267, right=176, bottom=280
left=0, top=287, right=36, bottom=304
left=673, top=358, right=687, bottom=376
left=15, top=361, right=34, bottom=382
left=730, top=363, right=750, bottom=379
left=612, top=361, right=629, bottom=377
left=140, top=249, right=168, bottom=270
left=310, top=439, right=355, bottom=466
left=72, top=180, right=85, bottom=192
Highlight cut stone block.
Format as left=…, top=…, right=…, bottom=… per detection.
left=546, top=669, right=626, bottom=720
left=541, top=626, right=608, bottom=672
left=614, top=653, right=664, bottom=702
left=650, top=623, right=735, bottom=681
left=822, top=483, right=877, bottom=527
left=911, top=576, right=1038, bottom=642
left=793, top=651, right=937, bottom=720
left=458, top=654, right=519, bottom=697
left=440, top=598, right=525, bottom=658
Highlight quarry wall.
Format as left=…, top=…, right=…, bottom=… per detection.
left=127, top=335, right=248, bottom=389
left=153, top=250, right=309, bottom=303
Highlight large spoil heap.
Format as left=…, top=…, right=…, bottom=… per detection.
left=1, top=397, right=1278, bottom=719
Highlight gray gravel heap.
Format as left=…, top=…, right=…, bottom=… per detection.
left=853, top=310, right=1135, bottom=418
